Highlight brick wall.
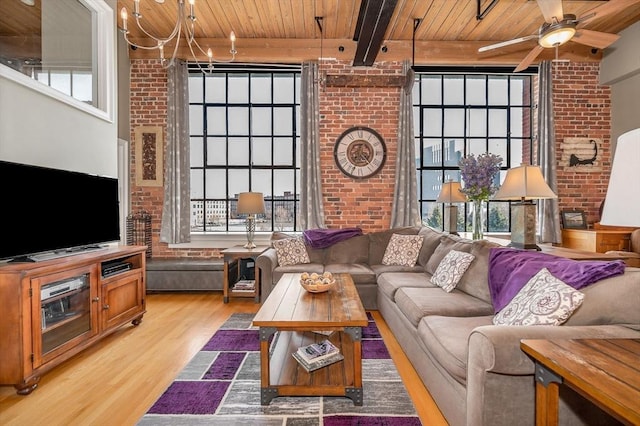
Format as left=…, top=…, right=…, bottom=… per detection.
left=128, top=60, right=612, bottom=257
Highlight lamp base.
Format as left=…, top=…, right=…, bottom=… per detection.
left=509, top=201, right=539, bottom=250
left=243, top=242, right=257, bottom=249
left=443, top=205, right=459, bottom=235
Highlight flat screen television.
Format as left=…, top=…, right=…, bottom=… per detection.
left=0, top=160, right=121, bottom=262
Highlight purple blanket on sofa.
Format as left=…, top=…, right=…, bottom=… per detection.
left=488, top=247, right=626, bottom=312
left=303, top=228, right=363, bottom=249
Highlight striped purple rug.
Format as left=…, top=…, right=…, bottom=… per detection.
left=138, top=312, right=421, bottom=425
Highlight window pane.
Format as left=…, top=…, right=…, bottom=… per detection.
left=253, top=137, right=272, bottom=166
left=251, top=74, right=271, bottom=103
left=205, top=74, right=226, bottom=103
left=488, top=77, right=508, bottom=105
left=274, top=170, right=295, bottom=197
left=190, top=105, right=203, bottom=134
left=228, top=107, right=249, bottom=135
left=421, top=201, right=441, bottom=229
left=488, top=109, right=507, bottom=137
left=206, top=106, right=226, bottom=134
left=72, top=71, right=92, bottom=103
left=189, top=75, right=203, bottom=102
left=274, top=107, right=293, bottom=135
left=274, top=137, right=293, bottom=165
left=510, top=107, right=529, bottom=138
left=421, top=76, right=441, bottom=104
left=191, top=169, right=204, bottom=198
left=421, top=169, right=441, bottom=200
left=206, top=137, right=226, bottom=165
left=466, top=76, right=486, bottom=105
left=488, top=202, right=510, bottom=232
left=423, top=109, right=442, bottom=136
left=205, top=169, right=226, bottom=198
left=274, top=74, right=294, bottom=103
left=50, top=71, right=71, bottom=96
left=467, top=138, right=487, bottom=156
left=443, top=108, right=464, bottom=137
left=251, top=107, right=271, bottom=135
left=228, top=137, right=249, bottom=165
left=420, top=138, right=442, bottom=166
left=191, top=137, right=204, bottom=167
left=488, top=139, right=507, bottom=162
left=443, top=76, right=464, bottom=105
left=252, top=169, right=272, bottom=196
left=228, top=169, right=249, bottom=196
left=228, top=74, right=248, bottom=103
left=510, top=139, right=527, bottom=166
left=443, top=139, right=464, bottom=166
left=468, top=109, right=487, bottom=137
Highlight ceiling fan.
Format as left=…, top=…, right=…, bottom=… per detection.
left=478, top=0, right=638, bottom=72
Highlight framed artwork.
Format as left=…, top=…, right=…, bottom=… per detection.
left=561, top=209, right=588, bottom=229
left=134, top=126, right=163, bottom=187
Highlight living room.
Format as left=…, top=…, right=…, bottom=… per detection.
left=1, top=1, right=640, bottom=425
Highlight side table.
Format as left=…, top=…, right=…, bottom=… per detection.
left=222, top=245, right=268, bottom=303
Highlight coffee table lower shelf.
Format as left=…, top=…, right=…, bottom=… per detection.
left=259, top=328, right=363, bottom=406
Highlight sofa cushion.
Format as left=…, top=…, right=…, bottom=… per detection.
left=324, top=263, right=376, bottom=284
left=368, top=226, right=420, bottom=265
left=425, top=235, right=476, bottom=275
left=377, top=271, right=436, bottom=301
left=273, top=263, right=324, bottom=275
left=382, top=234, right=424, bottom=267
left=324, top=234, right=370, bottom=264
left=455, top=239, right=502, bottom=304
left=564, top=268, right=640, bottom=326
left=493, top=268, right=585, bottom=326
left=271, top=232, right=324, bottom=263
left=395, top=287, right=495, bottom=327
left=273, top=237, right=311, bottom=266
left=417, top=227, right=446, bottom=267
left=431, top=250, right=476, bottom=292
left=418, top=315, right=494, bottom=385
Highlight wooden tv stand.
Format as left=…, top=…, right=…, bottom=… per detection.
left=0, top=245, right=147, bottom=395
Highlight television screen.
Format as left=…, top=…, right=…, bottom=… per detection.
left=0, top=160, right=121, bottom=262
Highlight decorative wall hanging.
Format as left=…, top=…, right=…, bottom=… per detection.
left=561, top=137, right=602, bottom=171
left=134, top=126, right=164, bottom=186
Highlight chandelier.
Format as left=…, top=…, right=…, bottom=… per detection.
left=119, top=0, right=237, bottom=70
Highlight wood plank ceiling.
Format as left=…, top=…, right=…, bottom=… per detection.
left=2, top=0, right=640, bottom=68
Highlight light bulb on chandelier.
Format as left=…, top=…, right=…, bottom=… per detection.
left=119, top=0, right=237, bottom=72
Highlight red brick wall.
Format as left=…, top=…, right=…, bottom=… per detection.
left=551, top=62, right=612, bottom=225
left=128, top=60, right=612, bottom=257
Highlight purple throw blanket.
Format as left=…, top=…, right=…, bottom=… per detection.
left=303, top=228, right=363, bottom=249
left=488, top=247, right=626, bottom=312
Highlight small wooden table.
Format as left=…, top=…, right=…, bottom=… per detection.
left=221, top=245, right=268, bottom=303
left=561, top=229, right=633, bottom=253
left=252, top=273, right=368, bottom=405
left=520, top=339, right=640, bottom=426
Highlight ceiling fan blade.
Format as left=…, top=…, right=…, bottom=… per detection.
left=578, top=0, right=640, bottom=26
left=478, top=35, right=538, bottom=53
left=514, top=45, right=545, bottom=72
left=536, top=0, right=564, bottom=24
left=571, top=29, right=621, bottom=49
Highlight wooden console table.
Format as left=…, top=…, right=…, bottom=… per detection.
left=561, top=229, right=633, bottom=253
left=521, top=339, right=640, bottom=426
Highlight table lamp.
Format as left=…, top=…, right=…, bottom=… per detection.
left=237, top=192, right=265, bottom=249
left=600, top=128, right=640, bottom=227
left=436, top=181, right=467, bottom=235
left=493, top=164, right=557, bottom=250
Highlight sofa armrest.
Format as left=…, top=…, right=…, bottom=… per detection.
left=468, top=324, right=640, bottom=376
left=256, top=248, right=278, bottom=302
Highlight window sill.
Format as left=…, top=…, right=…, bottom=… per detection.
left=169, top=232, right=300, bottom=249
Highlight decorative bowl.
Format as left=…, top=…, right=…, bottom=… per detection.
left=300, top=272, right=336, bottom=293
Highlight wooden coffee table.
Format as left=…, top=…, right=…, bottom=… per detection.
left=252, top=273, right=368, bottom=405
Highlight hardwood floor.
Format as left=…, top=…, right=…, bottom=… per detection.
left=0, top=292, right=447, bottom=426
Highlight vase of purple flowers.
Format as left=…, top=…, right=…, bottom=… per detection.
left=459, top=153, right=503, bottom=240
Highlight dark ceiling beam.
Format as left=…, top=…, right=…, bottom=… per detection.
left=352, top=0, right=399, bottom=66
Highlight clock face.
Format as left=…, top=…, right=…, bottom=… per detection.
left=334, top=126, right=386, bottom=179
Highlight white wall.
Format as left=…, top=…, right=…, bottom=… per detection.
left=601, top=21, right=640, bottom=146
left=0, top=0, right=118, bottom=178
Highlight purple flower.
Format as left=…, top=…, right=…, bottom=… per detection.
left=459, top=153, right=503, bottom=201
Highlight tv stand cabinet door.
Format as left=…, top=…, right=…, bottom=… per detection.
left=100, top=271, right=145, bottom=332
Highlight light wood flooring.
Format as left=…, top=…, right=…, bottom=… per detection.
left=0, top=292, right=448, bottom=426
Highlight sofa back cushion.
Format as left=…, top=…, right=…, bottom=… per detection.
left=368, top=226, right=420, bottom=264
left=324, top=234, right=370, bottom=264
left=417, top=227, right=446, bottom=267
left=564, top=268, right=640, bottom=326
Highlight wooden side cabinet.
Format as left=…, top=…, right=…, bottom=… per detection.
left=0, top=246, right=147, bottom=395
left=222, top=245, right=268, bottom=303
left=561, top=229, right=633, bottom=253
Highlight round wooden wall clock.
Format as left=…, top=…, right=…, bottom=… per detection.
left=333, top=126, right=387, bottom=179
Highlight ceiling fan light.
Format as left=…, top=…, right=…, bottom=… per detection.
left=539, top=24, right=576, bottom=48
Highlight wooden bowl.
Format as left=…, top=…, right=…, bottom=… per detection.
left=300, top=278, right=336, bottom=293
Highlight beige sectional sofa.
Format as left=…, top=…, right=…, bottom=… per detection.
left=256, top=226, right=640, bottom=426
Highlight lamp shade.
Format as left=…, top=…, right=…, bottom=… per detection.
left=600, top=128, right=640, bottom=227
left=436, top=181, right=467, bottom=203
left=237, top=192, right=265, bottom=214
left=493, top=164, right=557, bottom=201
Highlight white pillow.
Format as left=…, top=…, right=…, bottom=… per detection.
left=273, top=237, right=311, bottom=266
left=430, top=250, right=475, bottom=292
left=381, top=234, right=424, bottom=267
left=493, top=268, right=584, bottom=326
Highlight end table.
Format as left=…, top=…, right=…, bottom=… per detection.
left=222, top=245, right=268, bottom=303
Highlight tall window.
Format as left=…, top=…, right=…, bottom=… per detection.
left=413, top=71, right=534, bottom=233
left=188, top=66, right=301, bottom=233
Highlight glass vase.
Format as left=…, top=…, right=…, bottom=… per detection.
left=471, top=199, right=485, bottom=240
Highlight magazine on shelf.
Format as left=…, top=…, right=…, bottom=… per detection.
left=292, top=350, right=344, bottom=372
left=296, top=339, right=340, bottom=363
left=232, top=280, right=255, bottom=292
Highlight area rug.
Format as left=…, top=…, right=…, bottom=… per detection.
left=138, top=312, right=422, bottom=425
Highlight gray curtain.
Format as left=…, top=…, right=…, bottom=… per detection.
left=390, top=61, right=421, bottom=227
left=300, top=61, right=325, bottom=230
left=160, top=60, right=191, bottom=243
left=537, top=61, right=562, bottom=244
